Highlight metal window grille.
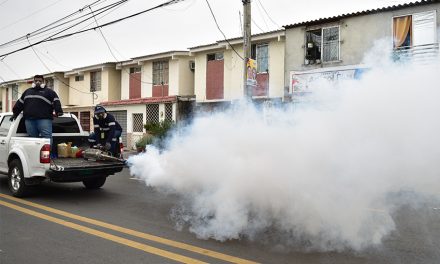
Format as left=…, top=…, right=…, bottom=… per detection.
left=146, top=104, right=159, bottom=123
left=322, top=27, right=339, bottom=62
left=256, top=44, right=269, bottom=73
left=152, top=61, right=169, bottom=85
left=90, top=71, right=102, bottom=92
left=11, top=85, right=18, bottom=100
left=45, top=78, right=54, bottom=90
left=133, top=113, right=144, bottom=132
left=165, top=104, right=173, bottom=122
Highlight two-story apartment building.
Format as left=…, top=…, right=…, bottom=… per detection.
left=63, top=62, right=121, bottom=138
left=284, top=0, right=440, bottom=97
left=189, top=30, right=285, bottom=112
left=103, top=51, right=195, bottom=149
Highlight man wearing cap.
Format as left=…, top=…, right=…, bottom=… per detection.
left=11, top=74, right=63, bottom=140
left=88, top=105, right=123, bottom=157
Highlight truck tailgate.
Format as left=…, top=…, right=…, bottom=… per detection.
left=47, top=158, right=125, bottom=182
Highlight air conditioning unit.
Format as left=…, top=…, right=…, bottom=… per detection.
left=189, top=61, right=195, bottom=70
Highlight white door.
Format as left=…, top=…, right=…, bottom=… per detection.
left=0, top=115, right=12, bottom=170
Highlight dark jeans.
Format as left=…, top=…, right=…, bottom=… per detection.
left=25, top=119, right=52, bottom=138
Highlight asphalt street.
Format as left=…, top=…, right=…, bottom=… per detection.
left=0, top=167, right=439, bottom=264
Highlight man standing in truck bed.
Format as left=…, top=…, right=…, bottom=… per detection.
left=88, top=105, right=122, bottom=157
left=11, top=74, right=63, bottom=139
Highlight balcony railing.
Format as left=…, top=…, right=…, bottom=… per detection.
left=393, top=43, right=439, bottom=64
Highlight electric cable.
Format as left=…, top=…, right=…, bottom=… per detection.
left=0, top=0, right=124, bottom=49
left=0, top=0, right=66, bottom=32
left=27, top=36, right=94, bottom=95
left=256, top=0, right=280, bottom=28
left=254, top=0, right=270, bottom=31
left=0, top=0, right=185, bottom=59
left=88, top=5, right=154, bottom=85
left=204, top=0, right=244, bottom=60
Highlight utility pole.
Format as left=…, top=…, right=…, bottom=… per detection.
left=242, top=0, right=251, bottom=99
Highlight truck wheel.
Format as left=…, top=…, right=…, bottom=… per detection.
left=83, top=176, right=106, bottom=189
left=8, top=159, right=28, bottom=197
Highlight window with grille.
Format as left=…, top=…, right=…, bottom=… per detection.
left=133, top=113, right=144, bottom=132
left=305, top=26, right=339, bottom=63
left=152, top=61, right=169, bottom=85
left=75, top=75, right=84, bottom=81
left=251, top=43, right=269, bottom=73
left=146, top=104, right=159, bottom=123
left=130, top=67, right=141, bottom=74
left=165, top=104, right=173, bottom=122
left=90, top=71, right=102, bottom=92
left=45, top=78, right=54, bottom=90
left=207, top=53, right=224, bottom=61
left=11, top=85, right=18, bottom=100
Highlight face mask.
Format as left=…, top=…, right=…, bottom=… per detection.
left=32, top=80, right=45, bottom=88
left=96, top=113, right=105, bottom=119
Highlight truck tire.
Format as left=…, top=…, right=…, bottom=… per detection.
left=82, top=176, right=106, bottom=189
left=8, top=159, right=28, bottom=197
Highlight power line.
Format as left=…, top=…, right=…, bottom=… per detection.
left=27, top=36, right=94, bottom=95
left=0, top=0, right=122, bottom=49
left=0, top=0, right=185, bottom=59
left=204, top=0, right=244, bottom=60
left=0, top=0, right=66, bottom=32
left=89, top=6, right=154, bottom=85
left=31, top=0, right=124, bottom=50
left=251, top=18, right=265, bottom=33
left=0, top=0, right=10, bottom=7
left=254, top=0, right=270, bottom=31
left=0, top=60, right=21, bottom=79
left=255, top=0, right=280, bottom=29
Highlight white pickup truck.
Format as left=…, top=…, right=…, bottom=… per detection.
left=0, top=112, right=125, bottom=197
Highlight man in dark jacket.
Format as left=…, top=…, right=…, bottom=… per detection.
left=12, top=74, right=63, bottom=139
left=88, top=105, right=122, bottom=156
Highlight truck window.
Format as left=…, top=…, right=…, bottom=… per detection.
left=53, top=117, right=80, bottom=133
left=16, top=117, right=81, bottom=134
left=0, top=115, right=12, bottom=136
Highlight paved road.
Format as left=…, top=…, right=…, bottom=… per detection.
left=0, top=168, right=439, bottom=264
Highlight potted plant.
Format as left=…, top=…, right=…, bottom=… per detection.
left=135, top=134, right=153, bottom=152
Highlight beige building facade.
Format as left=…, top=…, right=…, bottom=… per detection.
left=190, top=30, right=285, bottom=110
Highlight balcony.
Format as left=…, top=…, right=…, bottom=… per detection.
left=393, top=43, right=439, bottom=64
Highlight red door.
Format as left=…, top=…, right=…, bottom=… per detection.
left=206, top=60, right=224, bottom=100
left=129, top=72, right=141, bottom=99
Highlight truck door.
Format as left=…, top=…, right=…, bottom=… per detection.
left=0, top=115, right=12, bottom=169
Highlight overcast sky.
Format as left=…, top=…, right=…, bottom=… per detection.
left=0, top=0, right=412, bottom=81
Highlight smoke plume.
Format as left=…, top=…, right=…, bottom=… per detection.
left=128, top=44, right=440, bottom=251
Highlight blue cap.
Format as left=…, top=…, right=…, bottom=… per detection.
left=94, top=105, right=106, bottom=114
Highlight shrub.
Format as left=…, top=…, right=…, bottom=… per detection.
left=144, top=120, right=174, bottom=139
left=135, top=134, right=153, bottom=150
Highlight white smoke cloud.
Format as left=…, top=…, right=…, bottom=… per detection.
left=128, top=43, right=440, bottom=251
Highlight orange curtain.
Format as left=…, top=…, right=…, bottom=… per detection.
left=393, top=16, right=412, bottom=48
